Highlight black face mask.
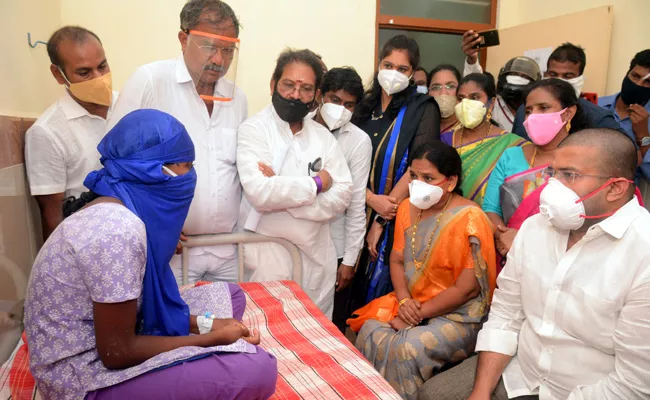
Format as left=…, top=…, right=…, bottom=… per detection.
left=272, top=90, right=313, bottom=123
left=498, top=83, right=527, bottom=110
left=620, top=75, right=650, bottom=106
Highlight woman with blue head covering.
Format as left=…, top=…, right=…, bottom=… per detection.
left=24, top=109, right=277, bottom=400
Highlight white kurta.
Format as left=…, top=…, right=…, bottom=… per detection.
left=329, top=122, right=372, bottom=266
left=237, top=105, right=353, bottom=318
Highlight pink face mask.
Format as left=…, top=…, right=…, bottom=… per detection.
left=523, top=108, right=567, bottom=146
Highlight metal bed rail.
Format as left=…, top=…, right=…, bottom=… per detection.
left=180, top=232, right=303, bottom=286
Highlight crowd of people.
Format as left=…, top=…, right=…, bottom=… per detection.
left=19, top=0, right=650, bottom=399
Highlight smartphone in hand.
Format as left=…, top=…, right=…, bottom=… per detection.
left=473, top=29, right=500, bottom=49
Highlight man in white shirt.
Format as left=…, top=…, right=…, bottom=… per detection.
left=312, top=67, right=372, bottom=332
left=238, top=49, right=353, bottom=318
left=108, top=0, right=246, bottom=283
left=419, top=128, right=650, bottom=400
left=25, top=26, right=116, bottom=240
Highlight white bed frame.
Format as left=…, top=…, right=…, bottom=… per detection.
left=180, top=232, right=303, bottom=286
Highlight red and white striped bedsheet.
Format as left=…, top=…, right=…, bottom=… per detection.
left=1, top=280, right=400, bottom=400
left=239, top=281, right=400, bottom=399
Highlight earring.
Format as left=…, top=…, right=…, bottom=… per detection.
left=486, top=107, right=493, bottom=122
left=566, top=120, right=572, bottom=133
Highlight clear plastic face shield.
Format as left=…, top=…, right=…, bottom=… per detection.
left=185, top=30, right=240, bottom=102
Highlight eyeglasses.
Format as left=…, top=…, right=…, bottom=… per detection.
left=192, top=41, right=236, bottom=59
left=541, top=167, right=611, bottom=184
left=429, top=83, right=458, bottom=91
left=278, top=80, right=315, bottom=100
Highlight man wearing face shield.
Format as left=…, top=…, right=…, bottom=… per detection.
left=25, top=26, right=117, bottom=241
left=420, top=129, right=650, bottom=400
left=108, top=0, right=246, bottom=284
left=237, top=49, right=353, bottom=319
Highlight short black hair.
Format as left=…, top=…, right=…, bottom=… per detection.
left=272, top=49, right=324, bottom=92
left=47, top=26, right=102, bottom=68
left=525, top=78, right=588, bottom=133
left=180, top=0, right=240, bottom=36
left=559, top=128, right=638, bottom=181
left=548, top=42, right=586, bottom=75
left=459, top=72, right=497, bottom=99
left=409, top=140, right=463, bottom=196
left=629, top=49, right=650, bottom=72
left=320, top=67, right=364, bottom=104
left=414, top=67, right=429, bottom=85
left=428, top=64, right=461, bottom=86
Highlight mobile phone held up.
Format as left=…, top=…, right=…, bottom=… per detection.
left=473, top=29, right=500, bottom=49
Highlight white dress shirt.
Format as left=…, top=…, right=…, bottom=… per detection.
left=108, top=56, right=247, bottom=259
left=25, top=90, right=118, bottom=199
left=463, top=59, right=514, bottom=132
left=476, top=199, right=650, bottom=399
left=237, top=105, right=353, bottom=317
left=329, top=121, right=372, bottom=266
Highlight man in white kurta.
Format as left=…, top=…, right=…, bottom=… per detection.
left=107, top=1, right=245, bottom=283
left=312, top=67, right=372, bottom=331
left=237, top=50, right=353, bottom=318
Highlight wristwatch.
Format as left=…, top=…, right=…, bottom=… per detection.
left=375, top=215, right=388, bottom=227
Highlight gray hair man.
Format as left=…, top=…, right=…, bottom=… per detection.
left=108, top=0, right=246, bottom=284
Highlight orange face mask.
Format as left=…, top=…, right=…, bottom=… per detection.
left=59, top=68, right=113, bottom=106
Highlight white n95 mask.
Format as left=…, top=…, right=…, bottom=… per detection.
left=455, top=98, right=487, bottom=129
left=409, top=180, right=444, bottom=210
left=539, top=178, right=585, bottom=230
left=505, top=75, right=531, bottom=86
left=378, top=69, right=410, bottom=96
left=560, top=75, right=585, bottom=98
left=320, top=102, right=352, bottom=131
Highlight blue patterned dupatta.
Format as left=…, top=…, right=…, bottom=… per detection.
left=365, top=105, right=409, bottom=303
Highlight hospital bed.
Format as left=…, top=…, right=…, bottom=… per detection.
left=1, top=233, right=401, bottom=400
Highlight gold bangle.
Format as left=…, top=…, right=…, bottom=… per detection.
left=398, top=298, right=409, bottom=307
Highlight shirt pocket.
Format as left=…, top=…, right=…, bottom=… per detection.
left=562, top=284, right=620, bottom=353
left=218, top=128, right=237, bottom=165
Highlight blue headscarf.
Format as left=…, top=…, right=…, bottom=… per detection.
left=84, top=109, right=196, bottom=336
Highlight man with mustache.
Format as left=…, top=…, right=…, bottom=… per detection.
left=109, top=0, right=246, bottom=284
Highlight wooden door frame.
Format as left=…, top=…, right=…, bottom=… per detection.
left=375, top=0, right=498, bottom=71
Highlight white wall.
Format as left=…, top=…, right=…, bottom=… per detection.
left=0, top=0, right=62, bottom=117
left=60, top=0, right=377, bottom=115
left=497, top=0, right=650, bottom=96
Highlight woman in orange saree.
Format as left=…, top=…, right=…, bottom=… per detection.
left=347, top=141, right=496, bottom=399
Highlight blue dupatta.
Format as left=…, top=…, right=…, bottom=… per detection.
left=365, top=105, right=409, bottom=303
